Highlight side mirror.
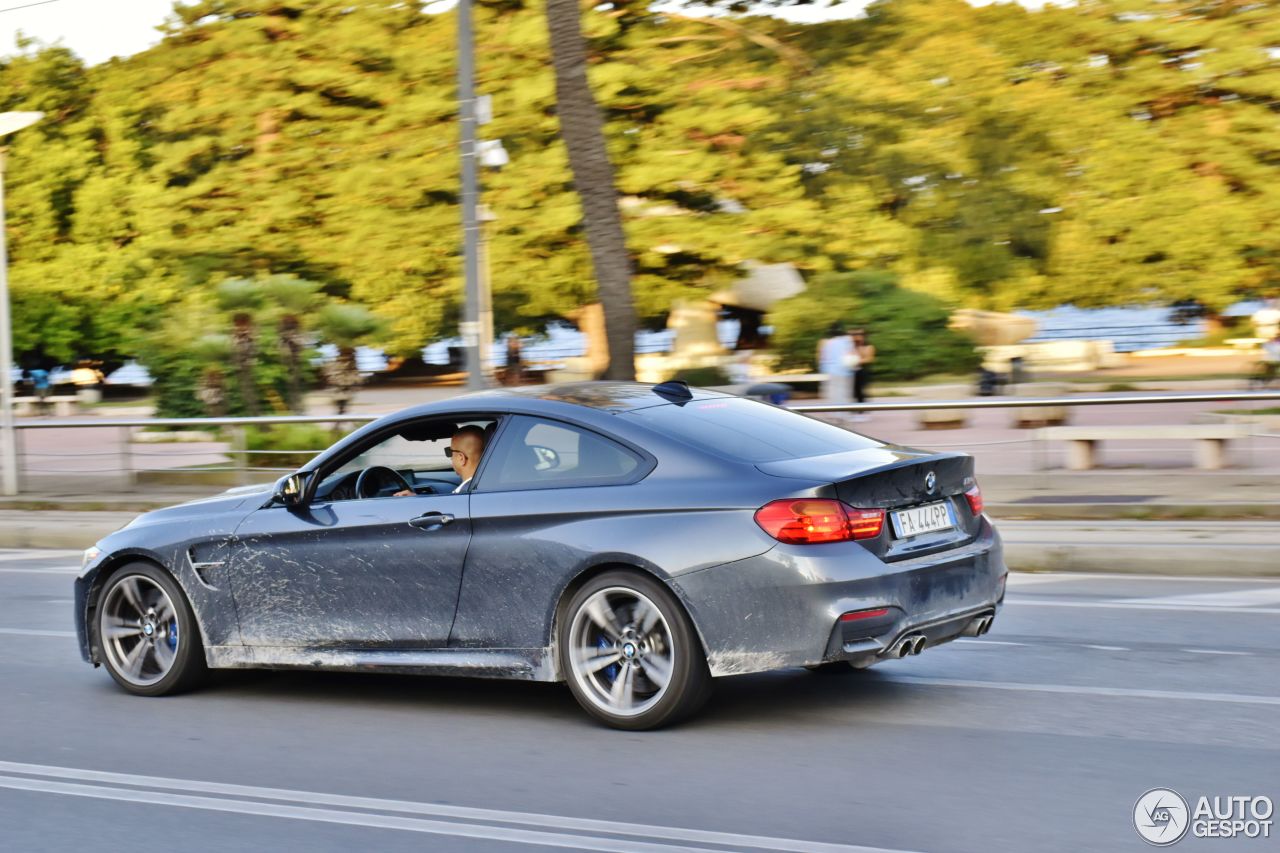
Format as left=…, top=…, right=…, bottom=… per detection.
left=274, top=472, right=310, bottom=508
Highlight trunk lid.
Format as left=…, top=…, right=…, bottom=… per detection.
left=755, top=446, right=979, bottom=561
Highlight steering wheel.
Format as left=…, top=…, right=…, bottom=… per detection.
left=354, top=465, right=414, bottom=499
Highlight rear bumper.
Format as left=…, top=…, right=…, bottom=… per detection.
left=670, top=517, right=1007, bottom=676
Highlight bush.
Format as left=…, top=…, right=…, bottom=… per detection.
left=767, top=270, right=981, bottom=382
left=672, top=366, right=731, bottom=387
left=241, top=424, right=352, bottom=469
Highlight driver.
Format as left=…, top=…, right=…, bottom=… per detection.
left=394, top=425, right=487, bottom=496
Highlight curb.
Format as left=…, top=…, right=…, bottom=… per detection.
left=1002, top=542, right=1280, bottom=577
left=987, top=502, right=1280, bottom=521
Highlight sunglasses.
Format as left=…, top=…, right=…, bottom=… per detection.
left=443, top=447, right=465, bottom=459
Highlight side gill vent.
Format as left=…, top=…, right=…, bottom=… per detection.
left=188, top=542, right=228, bottom=588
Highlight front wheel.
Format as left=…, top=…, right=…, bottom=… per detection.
left=96, top=562, right=206, bottom=697
left=559, top=571, right=711, bottom=730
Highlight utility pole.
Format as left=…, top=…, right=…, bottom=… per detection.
left=457, top=0, right=483, bottom=390
left=0, top=111, right=43, bottom=496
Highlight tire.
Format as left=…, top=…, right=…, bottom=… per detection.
left=558, top=570, right=711, bottom=730
left=96, top=562, right=206, bottom=697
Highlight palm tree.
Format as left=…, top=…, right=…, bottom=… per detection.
left=215, top=278, right=264, bottom=416
left=544, top=0, right=636, bottom=380
left=262, top=274, right=323, bottom=413
left=316, top=304, right=384, bottom=415
left=191, top=334, right=233, bottom=418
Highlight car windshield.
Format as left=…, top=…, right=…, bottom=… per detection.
left=334, top=433, right=453, bottom=477
left=624, top=398, right=881, bottom=462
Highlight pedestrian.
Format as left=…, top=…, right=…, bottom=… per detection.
left=816, top=323, right=853, bottom=405
left=1259, top=331, right=1280, bottom=388
left=28, top=367, right=51, bottom=415
left=503, top=336, right=524, bottom=387
left=849, top=329, right=875, bottom=421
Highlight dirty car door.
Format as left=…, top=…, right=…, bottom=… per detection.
left=227, top=492, right=470, bottom=648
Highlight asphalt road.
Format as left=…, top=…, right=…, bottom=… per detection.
left=0, top=548, right=1276, bottom=853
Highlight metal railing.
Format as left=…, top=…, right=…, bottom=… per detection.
left=5, top=391, right=1280, bottom=496
left=11, top=414, right=378, bottom=491
left=791, top=390, right=1280, bottom=413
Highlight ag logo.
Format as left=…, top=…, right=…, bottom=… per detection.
left=924, top=471, right=937, bottom=493
left=1135, top=788, right=1190, bottom=846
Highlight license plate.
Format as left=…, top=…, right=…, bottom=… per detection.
left=890, top=502, right=954, bottom=538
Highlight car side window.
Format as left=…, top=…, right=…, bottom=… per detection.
left=478, top=416, right=642, bottom=491
left=313, top=417, right=495, bottom=501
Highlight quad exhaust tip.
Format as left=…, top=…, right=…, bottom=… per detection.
left=891, top=634, right=927, bottom=658
left=961, top=614, right=995, bottom=638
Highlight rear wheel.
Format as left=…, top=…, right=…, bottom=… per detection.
left=96, top=562, right=206, bottom=697
left=559, top=570, right=711, bottom=730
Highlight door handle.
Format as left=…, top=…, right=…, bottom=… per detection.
left=408, top=511, right=454, bottom=530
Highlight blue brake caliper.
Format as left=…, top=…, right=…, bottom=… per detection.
left=597, top=633, right=618, bottom=683
left=168, top=620, right=179, bottom=651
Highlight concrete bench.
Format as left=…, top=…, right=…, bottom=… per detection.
left=1011, top=382, right=1072, bottom=428
left=915, top=408, right=968, bottom=429
left=1037, top=424, right=1252, bottom=470
left=13, top=395, right=81, bottom=417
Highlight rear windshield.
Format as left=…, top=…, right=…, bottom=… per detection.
left=624, top=398, right=881, bottom=462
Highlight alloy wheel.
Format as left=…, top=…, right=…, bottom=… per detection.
left=567, top=587, right=676, bottom=718
left=100, top=574, right=181, bottom=687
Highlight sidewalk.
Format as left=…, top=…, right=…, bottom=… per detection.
left=998, top=520, right=1279, bottom=575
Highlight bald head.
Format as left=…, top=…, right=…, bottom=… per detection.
left=450, top=425, right=486, bottom=481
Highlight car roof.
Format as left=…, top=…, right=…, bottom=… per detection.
left=304, top=382, right=733, bottom=474
left=445, top=381, right=733, bottom=414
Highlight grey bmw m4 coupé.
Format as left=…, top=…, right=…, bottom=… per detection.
left=75, top=381, right=1007, bottom=729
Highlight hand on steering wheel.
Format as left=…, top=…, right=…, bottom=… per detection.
left=354, top=465, right=414, bottom=499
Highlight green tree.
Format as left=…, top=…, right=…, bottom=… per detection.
left=215, top=277, right=265, bottom=416
left=768, top=270, right=981, bottom=381
left=3, top=0, right=1277, bottom=377
left=262, top=274, right=324, bottom=413
left=316, top=303, right=385, bottom=413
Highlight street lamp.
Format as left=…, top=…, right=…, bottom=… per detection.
left=0, top=111, right=43, bottom=496
left=457, top=0, right=483, bottom=390
left=456, top=3, right=505, bottom=390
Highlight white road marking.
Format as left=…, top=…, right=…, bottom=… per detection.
left=1006, top=598, right=1280, bottom=615
left=0, top=567, right=79, bottom=575
left=1124, top=589, right=1280, bottom=608
left=0, top=761, right=920, bottom=853
left=0, top=628, right=76, bottom=638
left=0, top=550, right=82, bottom=562
left=1003, top=574, right=1080, bottom=586
left=885, top=676, right=1280, bottom=707
left=954, top=639, right=1252, bottom=656
left=1008, top=572, right=1277, bottom=584
left=0, top=777, right=720, bottom=853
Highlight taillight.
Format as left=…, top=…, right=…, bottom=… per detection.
left=965, top=484, right=984, bottom=516
left=754, top=499, right=884, bottom=544
left=847, top=508, right=884, bottom=539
